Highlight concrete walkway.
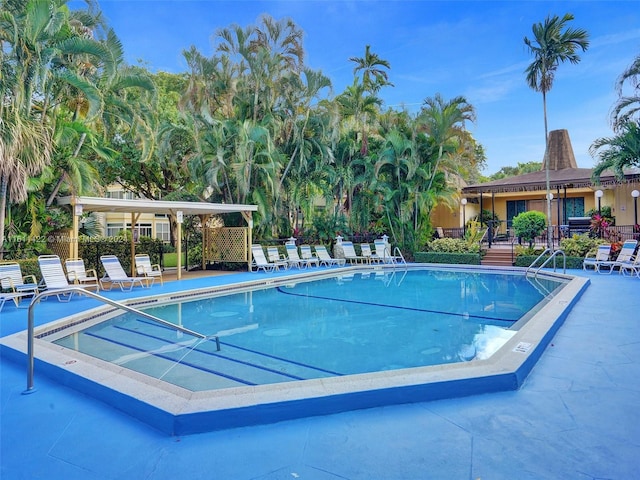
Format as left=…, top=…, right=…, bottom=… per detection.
left=1, top=268, right=639, bottom=479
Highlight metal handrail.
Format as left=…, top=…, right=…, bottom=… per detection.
left=24, top=286, right=219, bottom=394
left=525, top=248, right=566, bottom=277
left=392, top=247, right=407, bottom=265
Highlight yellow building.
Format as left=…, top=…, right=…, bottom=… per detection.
left=100, top=187, right=171, bottom=242
left=433, top=130, right=640, bottom=242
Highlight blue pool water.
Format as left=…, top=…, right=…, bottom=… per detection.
left=53, top=269, right=565, bottom=392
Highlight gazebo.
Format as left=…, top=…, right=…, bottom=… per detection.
left=57, top=196, right=258, bottom=279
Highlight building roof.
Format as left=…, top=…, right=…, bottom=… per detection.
left=463, top=128, right=640, bottom=195
left=463, top=168, right=640, bottom=195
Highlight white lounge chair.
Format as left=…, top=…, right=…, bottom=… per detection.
left=38, top=255, right=76, bottom=301
left=266, top=246, right=289, bottom=270
left=300, top=245, right=320, bottom=267
left=284, top=244, right=307, bottom=269
left=582, top=245, right=614, bottom=273
left=610, top=239, right=638, bottom=273
left=135, top=254, right=164, bottom=286
left=0, top=291, right=32, bottom=312
left=0, top=262, right=39, bottom=304
left=251, top=245, right=286, bottom=272
left=65, top=258, right=100, bottom=291
left=360, top=243, right=381, bottom=263
left=314, top=245, right=346, bottom=267
left=619, top=253, right=640, bottom=277
left=100, top=255, right=151, bottom=291
left=373, top=239, right=402, bottom=264
left=341, top=241, right=367, bottom=264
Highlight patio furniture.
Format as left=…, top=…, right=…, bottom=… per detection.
left=38, top=255, right=76, bottom=302
left=65, top=258, right=100, bottom=291
left=313, top=245, right=346, bottom=267
left=251, top=245, right=287, bottom=272
left=266, top=247, right=289, bottom=270
left=284, top=244, right=307, bottom=269
left=341, top=241, right=367, bottom=264
left=100, top=255, right=152, bottom=291
left=0, top=262, right=39, bottom=305
left=135, top=254, right=164, bottom=286
left=299, top=245, right=320, bottom=267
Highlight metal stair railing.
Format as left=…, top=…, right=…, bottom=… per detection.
left=24, top=286, right=220, bottom=394
left=525, top=248, right=566, bottom=278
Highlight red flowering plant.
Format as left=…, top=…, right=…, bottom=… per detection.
left=590, top=214, right=623, bottom=258
left=589, top=214, right=609, bottom=237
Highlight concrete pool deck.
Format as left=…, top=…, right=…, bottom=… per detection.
left=1, top=267, right=639, bottom=479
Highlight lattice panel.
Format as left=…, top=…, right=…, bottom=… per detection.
left=205, top=227, right=248, bottom=263
left=46, top=230, right=72, bottom=260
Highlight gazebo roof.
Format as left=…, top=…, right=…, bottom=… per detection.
left=57, top=196, right=258, bottom=215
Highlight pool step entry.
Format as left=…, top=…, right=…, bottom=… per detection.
left=25, top=287, right=219, bottom=393
left=53, top=316, right=339, bottom=391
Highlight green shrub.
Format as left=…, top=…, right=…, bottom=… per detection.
left=559, top=233, right=605, bottom=258
left=427, top=237, right=480, bottom=254
left=512, top=211, right=547, bottom=246
left=414, top=251, right=481, bottom=265
left=514, top=255, right=584, bottom=269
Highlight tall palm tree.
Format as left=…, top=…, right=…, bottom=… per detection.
left=0, top=0, right=63, bottom=256
left=611, top=53, right=640, bottom=131
left=350, top=45, right=393, bottom=93
left=524, top=13, right=589, bottom=248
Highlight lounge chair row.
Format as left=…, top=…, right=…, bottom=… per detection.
left=251, top=244, right=344, bottom=272
left=0, top=253, right=163, bottom=311
left=250, top=240, right=403, bottom=272
left=583, top=239, right=640, bottom=276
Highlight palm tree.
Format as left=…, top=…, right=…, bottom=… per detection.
left=611, top=54, right=640, bottom=131
left=336, top=79, right=382, bottom=155
left=350, top=45, right=393, bottom=93
left=0, top=0, right=62, bottom=256
left=524, top=13, right=589, bottom=248
left=590, top=121, right=640, bottom=181
left=419, top=94, right=476, bottom=195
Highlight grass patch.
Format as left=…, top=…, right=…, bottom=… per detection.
left=163, top=252, right=186, bottom=268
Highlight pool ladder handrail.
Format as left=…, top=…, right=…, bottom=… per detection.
left=24, top=286, right=220, bottom=394
left=525, top=248, right=566, bottom=278
left=392, top=246, right=407, bottom=265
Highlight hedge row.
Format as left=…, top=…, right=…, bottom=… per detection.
left=514, top=255, right=584, bottom=269
left=414, top=251, right=481, bottom=265
left=78, top=237, right=163, bottom=276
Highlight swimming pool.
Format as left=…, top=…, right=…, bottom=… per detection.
left=50, top=269, right=563, bottom=392
left=1, top=265, right=589, bottom=434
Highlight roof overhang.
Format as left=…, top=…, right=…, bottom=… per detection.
left=57, top=196, right=258, bottom=216
left=463, top=168, right=640, bottom=195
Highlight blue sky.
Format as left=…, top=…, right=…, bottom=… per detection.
left=84, top=1, right=639, bottom=175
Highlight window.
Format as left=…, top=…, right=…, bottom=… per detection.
left=506, top=200, right=527, bottom=227
left=126, top=223, right=152, bottom=240
left=155, top=222, right=170, bottom=242
left=106, top=223, right=125, bottom=237
left=106, top=190, right=134, bottom=200
left=563, top=197, right=585, bottom=218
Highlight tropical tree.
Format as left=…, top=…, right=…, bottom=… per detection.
left=524, top=13, right=589, bottom=248
left=590, top=121, right=640, bottom=182
left=488, top=161, right=543, bottom=180
left=418, top=94, right=476, bottom=196
left=611, top=53, right=640, bottom=131
left=0, top=0, right=72, bottom=255
left=350, top=44, right=393, bottom=93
